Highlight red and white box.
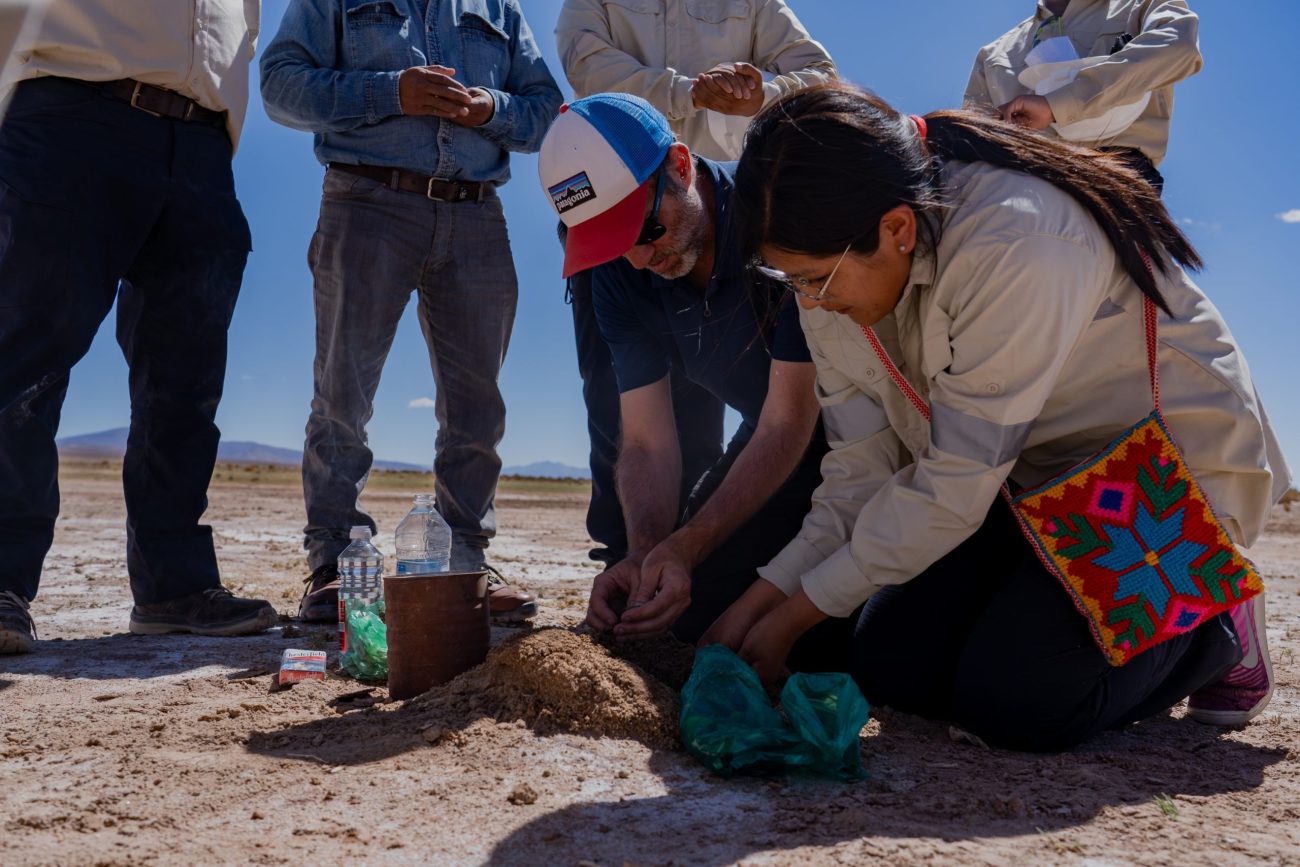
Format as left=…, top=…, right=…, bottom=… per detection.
left=279, top=649, right=328, bottom=684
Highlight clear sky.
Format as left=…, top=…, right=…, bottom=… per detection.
left=55, top=0, right=1300, bottom=474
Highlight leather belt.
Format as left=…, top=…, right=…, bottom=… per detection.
left=94, top=79, right=226, bottom=127
left=328, top=163, right=491, bottom=203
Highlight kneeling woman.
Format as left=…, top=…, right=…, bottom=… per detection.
left=705, top=84, right=1290, bottom=752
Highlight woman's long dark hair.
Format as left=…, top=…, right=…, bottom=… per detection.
left=735, top=84, right=1201, bottom=313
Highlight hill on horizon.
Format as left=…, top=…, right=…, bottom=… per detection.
left=56, top=429, right=591, bottom=479
left=56, top=428, right=428, bottom=473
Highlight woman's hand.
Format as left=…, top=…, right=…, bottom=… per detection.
left=698, top=578, right=787, bottom=651
left=737, top=589, right=828, bottom=692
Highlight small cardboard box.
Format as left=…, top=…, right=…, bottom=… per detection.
left=279, top=648, right=327, bottom=684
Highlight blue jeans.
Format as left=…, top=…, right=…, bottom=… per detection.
left=302, top=168, right=517, bottom=571
left=0, top=78, right=249, bottom=604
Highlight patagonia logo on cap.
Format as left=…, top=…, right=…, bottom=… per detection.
left=549, top=171, right=597, bottom=214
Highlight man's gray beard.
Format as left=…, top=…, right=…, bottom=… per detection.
left=656, top=193, right=709, bottom=280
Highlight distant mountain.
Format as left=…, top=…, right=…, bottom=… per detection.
left=502, top=461, right=590, bottom=480
left=56, top=428, right=428, bottom=473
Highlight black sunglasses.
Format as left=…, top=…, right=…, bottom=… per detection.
left=634, top=167, right=668, bottom=247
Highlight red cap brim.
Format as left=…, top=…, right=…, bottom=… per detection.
left=561, top=180, right=651, bottom=279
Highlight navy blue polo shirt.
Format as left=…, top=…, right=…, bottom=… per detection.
left=591, top=158, right=811, bottom=444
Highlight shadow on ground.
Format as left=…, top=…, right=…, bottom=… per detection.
left=0, top=627, right=329, bottom=681
left=242, top=686, right=1288, bottom=863
left=483, top=709, right=1287, bottom=865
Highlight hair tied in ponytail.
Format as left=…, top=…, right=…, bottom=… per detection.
left=909, top=114, right=927, bottom=140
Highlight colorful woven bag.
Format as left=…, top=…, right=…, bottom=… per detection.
left=861, top=267, right=1262, bottom=667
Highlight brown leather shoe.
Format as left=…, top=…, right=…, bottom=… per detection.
left=298, top=564, right=339, bottom=623
left=484, top=565, right=538, bottom=624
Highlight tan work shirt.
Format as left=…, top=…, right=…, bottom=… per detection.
left=556, top=0, right=835, bottom=160
left=4, top=0, right=260, bottom=149
left=759, top=161, right=1291, bottom=618
left=963, top=0, right=1201, bottom=166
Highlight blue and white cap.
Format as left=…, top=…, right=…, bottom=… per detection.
left=538, top=93, right=674, bottom=278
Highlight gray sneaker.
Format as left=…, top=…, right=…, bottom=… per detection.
left=0, top=590, right=35, bottom=654
left=129, top=587, right=278, bottom=637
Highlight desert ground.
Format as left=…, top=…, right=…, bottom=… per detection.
left=2, top=458, right=1298, bottom=866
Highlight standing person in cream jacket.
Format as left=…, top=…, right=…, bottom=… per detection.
left=557, top=0, right=835, bottom=161
left=963, top=0, right=1201, bottom=193
left=555, top=0, right=835, bottom=570
left=716, top=85, right=1290, bottom=752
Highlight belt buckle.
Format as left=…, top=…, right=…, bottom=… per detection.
left=426, top=178, right=472, bottom=202
left=128, top=82, right=162, bottom=118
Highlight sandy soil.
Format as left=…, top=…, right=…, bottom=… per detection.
left=2, top=461, right=1298, bottom=866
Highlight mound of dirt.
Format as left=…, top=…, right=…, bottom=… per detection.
left=594, top=630, right=696, bottom=692
left=413, top=627, right=681, bottom=748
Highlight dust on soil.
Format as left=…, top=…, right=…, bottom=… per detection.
left=2, top=459, right=1299, bottom=866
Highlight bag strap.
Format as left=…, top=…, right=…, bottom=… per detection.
left=860, top=252, right=1161, bottom=423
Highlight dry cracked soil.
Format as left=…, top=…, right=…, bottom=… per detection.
left=2, top=459, right=1299, bottom=866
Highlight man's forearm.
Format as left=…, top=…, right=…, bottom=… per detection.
left=616, top=444, right=681, bottom=554
left=669, top=420, right=813, bottom=566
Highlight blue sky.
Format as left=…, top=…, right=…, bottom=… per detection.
left=57, top=0, right=1300, bottom=473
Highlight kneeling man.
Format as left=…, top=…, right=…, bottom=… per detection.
left=540, top=94, right=842, bottom=660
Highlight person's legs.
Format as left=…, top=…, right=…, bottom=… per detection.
left=302, top=172, right=425, bottom=571
left=115, top=119, right=250, bottom=604
left=0, top=79, right=163, bottom=605
left=566, top=266, right=626, bottom=564
left=951, top=549, right=1240, bottom=752
left=848, top=502, right=1025, bottom=719
left=849, top=498, right=1241, bottom=752
left=416, top=194, right=517, bottom=571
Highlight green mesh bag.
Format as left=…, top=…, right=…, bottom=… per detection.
left=679, top=645, right=869, bottom=780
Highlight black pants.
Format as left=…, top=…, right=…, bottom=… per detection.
left=0, top=78, right=249, bottom=604
left=669, top=433, right=853, bottom=672
left=851, top=499, right=1241, bottom=752
left=565, top=266, right=724, bottom=564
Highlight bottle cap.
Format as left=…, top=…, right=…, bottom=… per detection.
left=413, top=493, right=435, bottom=504
left=349, top=525, right=372, bottom=540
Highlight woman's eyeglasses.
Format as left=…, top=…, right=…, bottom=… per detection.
left=753, top=243, right=851, bottom=302
left=634, top=167, right=668, bottom=246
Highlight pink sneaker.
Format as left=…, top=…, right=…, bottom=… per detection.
left=1187, top=592, right=1273, bottom=726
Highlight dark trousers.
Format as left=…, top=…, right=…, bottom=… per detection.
left=1101, top=146, right=1165, bottom=195
left=851, top=499, right=1241, bottom=752
left=0, top=78, right=249, bottom=604
left=566, top=267, right=724, bottom=563
left=670, top=433, right=853, bottom=672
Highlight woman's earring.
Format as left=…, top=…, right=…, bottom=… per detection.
left=898, top=245, right=907, bottom=253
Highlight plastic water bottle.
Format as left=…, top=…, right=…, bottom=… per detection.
left=394, top=493, right=452, bottom=575
left=337, top=525, right=383, bottom=652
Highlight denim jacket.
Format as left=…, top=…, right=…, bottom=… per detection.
left=260, top=0, right=562, bottom=183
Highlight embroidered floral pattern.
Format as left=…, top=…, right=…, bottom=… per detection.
left=1013, top=413, right=1263, bottom=666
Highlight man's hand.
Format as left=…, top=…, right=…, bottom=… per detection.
left=691, top=61, right=765, bottom=117
left=399, top=66, right=493, bottom=126
left=698, top=577, right=786, bottom=652
left=612, top=539, right=693, bottom=640
left=586, top=552, right=645, bottom=633
left=996, top=94, right=1055, bottom=130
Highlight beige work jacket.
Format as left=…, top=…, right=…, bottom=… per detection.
left=758, top=161, right=1291, bottom=619
left=962, top=0, right=1201, bottom=166
left=3, top=0, right=259, bottom=149
left=556, top=0, right=834, bottom=160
